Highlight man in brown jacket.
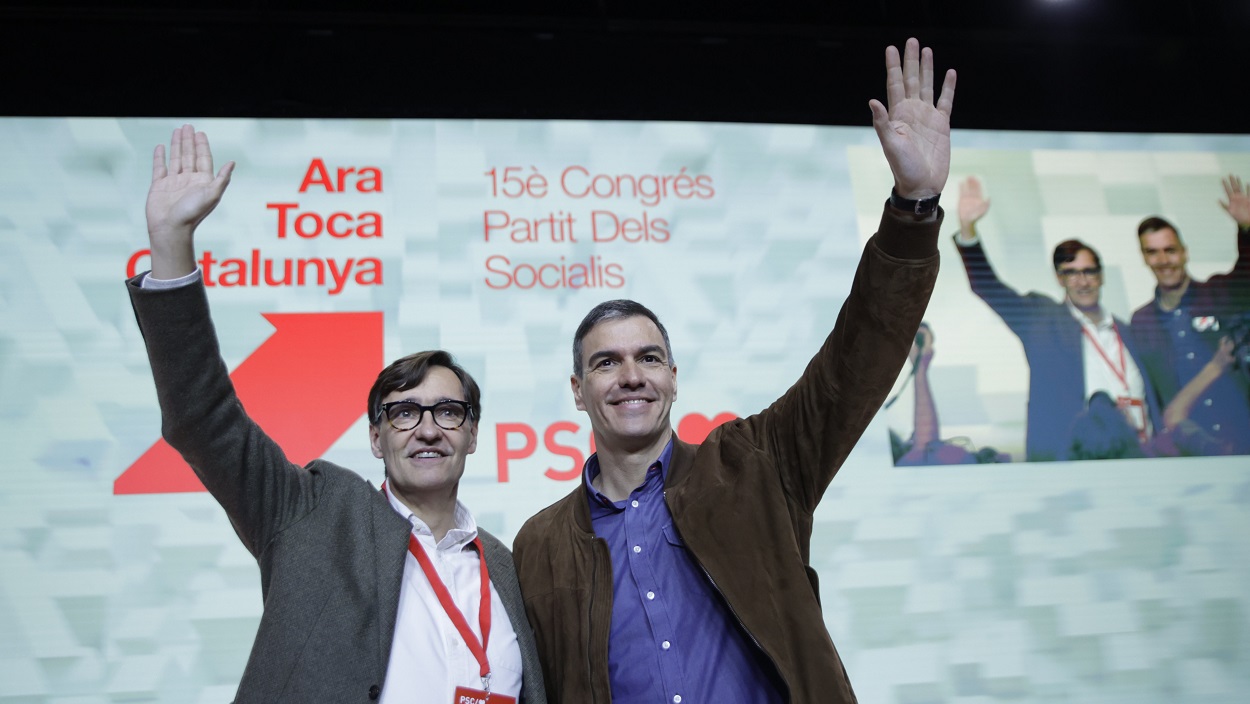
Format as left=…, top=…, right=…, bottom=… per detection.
left=513, top=38, right=955, bottom=704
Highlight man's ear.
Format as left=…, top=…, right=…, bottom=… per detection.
left=672, top=364, right=678, bottom=402
left=467, top=421, right=479, bottom=455
left=571, top=374, right=586, bottom=411
left=369, top=423, right=384, bottom=459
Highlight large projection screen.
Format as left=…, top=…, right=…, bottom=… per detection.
left=2, top=117, right=1248, bottom=703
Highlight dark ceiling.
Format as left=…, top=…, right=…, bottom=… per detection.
left=3, top=1, right=1248, bottom=134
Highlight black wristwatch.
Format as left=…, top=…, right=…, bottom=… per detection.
left=890, top=187, right=941, bottom=216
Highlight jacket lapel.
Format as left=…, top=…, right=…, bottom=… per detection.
left=371, top=486, right=412, bottom=673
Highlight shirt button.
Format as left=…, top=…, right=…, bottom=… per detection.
left=631, top=500, right=640, bottom=508
left=1204, top=399, right=1213, bottom=406
left=647, top=591, right=656, bottom=600
left=1173, top=310, right=1182, bottom=317
left=673, top=696, right=682, bottom=703
left=633, top=545, right=642, bottom=554
left=1214, top=424, right=1222, bottom=431
left=662, top=640, right=671, bottom=650
left=1186, top=352, right=1195, bottom=360
left=1178, top=331, right=1186, bottom=337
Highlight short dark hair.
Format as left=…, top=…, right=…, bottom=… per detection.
left=367, top=350, right=481, bottom=426
left=1137, top=216, right=1182, bottom=242
left=1052, top=239, right=1102, bottom=272
left=572, top=299, right=674, bottom=378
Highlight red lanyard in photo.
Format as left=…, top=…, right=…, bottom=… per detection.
left=1081, top=324, right=1128, bottom=391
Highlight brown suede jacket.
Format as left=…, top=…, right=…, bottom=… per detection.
left=513, top=203, right=942, bottom=704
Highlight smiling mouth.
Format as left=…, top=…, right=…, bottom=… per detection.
left=611, top=398, right=651, bottom=406
left=408, top=449, right=445, bottom=459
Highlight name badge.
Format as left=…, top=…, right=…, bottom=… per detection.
left=453, top=686, right=517, bottom=704
left=1192, top=316, right=1219, bottom=332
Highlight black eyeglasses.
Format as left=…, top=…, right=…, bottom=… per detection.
left=1058, top=267, right=1102, bottom=280
left=377, top=400, right=473, bottom=431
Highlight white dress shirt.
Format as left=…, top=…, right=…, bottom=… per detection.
left=1068, top=302, right=1151, bottom=436
left=379, top=491, right=523, bottom=702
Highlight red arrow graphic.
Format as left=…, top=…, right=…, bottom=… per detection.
left=114, top=312, right=384, bottom=495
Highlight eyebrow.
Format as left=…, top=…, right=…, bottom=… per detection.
left=586, top=344, right=668, bottom=367
left=392, top=395, right=464, bottom=404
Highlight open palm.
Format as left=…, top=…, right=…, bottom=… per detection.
left=869, top=39, right=956, bottom=199
left=146, top=125, right=233, bottom=240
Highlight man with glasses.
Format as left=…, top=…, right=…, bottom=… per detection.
left=954, top=176, right=1160, bottom=461
left=1128, top=176, right=1250, bottom=455
left=126, top=125, right=545, bottom=703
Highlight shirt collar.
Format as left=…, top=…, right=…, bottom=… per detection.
left=383, top=482, right=478, bottom=551
left=1065, top=299, right=1113, bottom=331
left=583, top=436, right=675, bottom=509
left=1152, top=283, right=1192, bottom=312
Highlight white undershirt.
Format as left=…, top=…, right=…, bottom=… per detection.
left=1067, top=301, right=1152, bottom=436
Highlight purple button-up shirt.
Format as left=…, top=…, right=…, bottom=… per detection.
left=584, top=439, right=785, bottom=704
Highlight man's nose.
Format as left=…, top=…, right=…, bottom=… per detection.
left=412, top=410, right=442, bottom=436
left=618, top=360, right=645, bottom=387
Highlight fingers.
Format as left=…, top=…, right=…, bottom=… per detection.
left=212, top=161, right=236, bottom=199
left=920, top=47, right=934, bottom=105
left=161, top=124, right=217, bottom=178
left=1223, top=174, right=1243, bottom=197
left=151, top=144, right=167, bottom=183
left=903, top=38, right=920, bottom=102
left=168, top=127, right=183, bottom=175
left=936, top=68, right=957, bottom=117
left=884, top=45, right=905, bottom=110
left=179, top=124, right=195, bottom=174
left=195, top=130, right=214, bottom=176
left=961, top=175, right=980, bottom=197
left=883, top=39, right=954, bottom=115
left=868, top=99, right=893, bottom=140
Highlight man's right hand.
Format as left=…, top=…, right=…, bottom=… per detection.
left=146, top=124, right=234, bottom=279
left=1220, top=174, right=1250, bottom=229
left=1207, top=336, right=1236, bottom=374
left=957, top=175, right=989, bottom=242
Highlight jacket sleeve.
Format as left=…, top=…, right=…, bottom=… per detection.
left=731, top=202, right=942, bottom=513
left=1207, top=225, right=1250, bottom=309
left=955, top=236, right=1051, bottom=338
left=127, top=275, right=318, bottom=558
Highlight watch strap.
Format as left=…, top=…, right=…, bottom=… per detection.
left=890, top=187, right=941, bottom=216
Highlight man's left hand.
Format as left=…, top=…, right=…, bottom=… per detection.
left=869, top=38, right=956, bottom=200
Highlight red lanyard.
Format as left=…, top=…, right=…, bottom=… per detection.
left=383, top=483, right=494, bottom=689
left=407, top=534, right=493, bottom=685
left=1081, top=324, right=1128, bottom=391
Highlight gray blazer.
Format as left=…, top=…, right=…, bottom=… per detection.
left=127, top=276, right=546, bottom=704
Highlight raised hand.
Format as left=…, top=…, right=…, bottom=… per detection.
left=869, top=38, right=956, bottom=200
left=1209, top=336, right=1236, bottom=373
left=909, top=323, right=935, bottom=368
left=146, top=124, right=234, bottom=279
left=957, top=176, right=990, bottom=240
left=1219, top=175, right=1250, bottom=228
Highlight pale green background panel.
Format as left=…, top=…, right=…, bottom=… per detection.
left=2, top=118, right=1248, bottom=702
